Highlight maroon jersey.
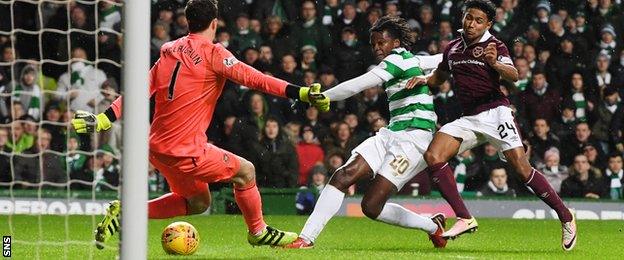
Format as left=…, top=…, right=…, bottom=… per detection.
left=438, top=31, right=514, bottom=116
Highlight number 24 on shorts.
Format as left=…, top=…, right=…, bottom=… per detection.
left=497, top=122, right=517, bottom=139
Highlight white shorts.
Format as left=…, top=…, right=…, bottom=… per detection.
left=349, top=127, right=432, bottom=190
left=440, top=106, right=523, bottom=154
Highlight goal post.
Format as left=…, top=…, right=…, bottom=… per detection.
left=120, top=0, right=150, bottom=259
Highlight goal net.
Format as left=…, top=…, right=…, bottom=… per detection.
left=0, top=0, right=148, bottom=258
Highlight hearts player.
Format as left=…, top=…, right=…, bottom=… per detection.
left=406, top=0, right=576, bottom=251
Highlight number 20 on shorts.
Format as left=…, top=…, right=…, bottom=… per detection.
left=390, top=156, right=409, bottom=176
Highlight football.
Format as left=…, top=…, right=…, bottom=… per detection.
left=161, top=221, right=200, bottom=255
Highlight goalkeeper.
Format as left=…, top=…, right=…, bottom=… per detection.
left=72, top=0, right=327, bottom=249
left=285, top=16, right=448, bottom=249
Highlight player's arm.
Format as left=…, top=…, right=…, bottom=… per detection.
left=405, top=65, right=449, bottom=89
left=485, top=42, right=519, bottom=82
left=72, top=96, right=122, bottom=133
left=421, top=54, right=448, bottom=86
left=211, top=46, right=314, bottom=103
left=406, top=54, right=449, bottom=89
left=417, top=54, right=443, bottom=72
left=322, top=70, right=385, bottom=101
left=326, top=53, right=412, bottom=99
left=489, top=60, right=518, bottom=82
left=425, top=68, right=450, bottom=86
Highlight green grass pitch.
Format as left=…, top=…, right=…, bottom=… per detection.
left=1, top=214, right=623, bottom=259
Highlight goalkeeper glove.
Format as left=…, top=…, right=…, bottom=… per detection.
left=298, top=83, right=330, bottom=112
left=72, top=110, right=113, bottom=133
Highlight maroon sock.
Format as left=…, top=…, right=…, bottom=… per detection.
left=429, top=162, right=471, bottom=219
left=525, top=168, right=572, bottom=222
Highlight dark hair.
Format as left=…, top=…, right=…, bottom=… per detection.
left=216, top=27, right=229, bottom=35
left=369, top=15, right=415, bottom=50
left=185, top=0, right=218, bottom=33
left=533, top=118, right=549, bottom=126
left=301, top=0, right=316, bottom=7
left=367, top=7, right=383, bottom=17
left=464, top=0, right=496, bottom=22
left=570, top=70, right=584, bottom=77
left=364, top=106, right=381, bottom=115
left=490, top=167, right=507, bottom=175
left=604, top=86, right=618, bottom=97
left=513, top=56, right=527, bottom=62
left=242, top=47, right=259, bottom=55
left=262, top=115, right=282, bottom=141
left=532, top=67, right=545, bottom=76
left=608, top=153, right=623, bottom=159
left=281, top=52, right=296, bottom=61
left=265, top=115, right=280, bottom=126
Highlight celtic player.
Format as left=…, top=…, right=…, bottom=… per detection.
left=285, top=16, right=447, bottom=249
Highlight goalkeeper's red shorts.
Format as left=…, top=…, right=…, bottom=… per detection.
left=149, top=143, right=242, bottom=198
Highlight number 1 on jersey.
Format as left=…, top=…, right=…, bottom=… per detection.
left=168, top=61, right=182, bottom=100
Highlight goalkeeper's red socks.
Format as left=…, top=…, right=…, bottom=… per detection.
left=234, top=181, right=267, bottom=235
left=148, top=192, right=188, bottom=219
left=147, top=182, right=267, bottom=235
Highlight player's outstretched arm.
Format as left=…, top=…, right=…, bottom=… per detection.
left=426, top=68, right=450, bottom=86
left=405, top=68, right=449, bottom=89
left=72, top=96, right=122, bottom=134
left=322, top=70, right=384, bottom=101
left=403, top=54, right=445, bottom=89
left=416, top=54, right=443, bottom=73
left=213, top=46, right=331, bottom=111
left=302, top=71, right=385, bottom=113
left=212, top=46, right=315, bottom=102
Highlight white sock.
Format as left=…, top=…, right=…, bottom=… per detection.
left=376, top=203, right=438, bottom=234
left=300, top=184, right=345, bottom=244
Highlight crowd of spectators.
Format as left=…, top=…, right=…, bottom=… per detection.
left=1, top=0, right=624, bottom=203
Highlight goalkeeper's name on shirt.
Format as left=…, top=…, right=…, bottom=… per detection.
left=162, top=44, right=203, bottom=65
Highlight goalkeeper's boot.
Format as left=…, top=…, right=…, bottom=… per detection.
left=283, top=237, right=314, bottom=249
left=561, top=210, right=577, bottom=251
left=429, top=213, right=447, bottom=248
left=247, top=226, right=298, bottom=247
left=442, top=216, right=478, bottom=240
left=94, top=200, right=121, bottom=249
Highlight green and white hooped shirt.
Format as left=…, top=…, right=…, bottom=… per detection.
left=370, top=48, right=439, bottom=132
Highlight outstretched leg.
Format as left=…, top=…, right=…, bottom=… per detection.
left=503, top=148, right=572, bottom=221
left=147, top=155, right=212, bottom=219
left=288, top=155, right=373, bottom=248
left=95, top=182, right=212, bottom=248
left=503, top=147, right=576, bottom=251
left=361, top=174, right=446, bottom=248
left=362, top=175, right=435, bottom=232
left=95, top=158, right=213, bottom=249
left=148, top=190, right=211, bottom=218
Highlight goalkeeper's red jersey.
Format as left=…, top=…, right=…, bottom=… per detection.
left=111, top=33, right=290, bottom=157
